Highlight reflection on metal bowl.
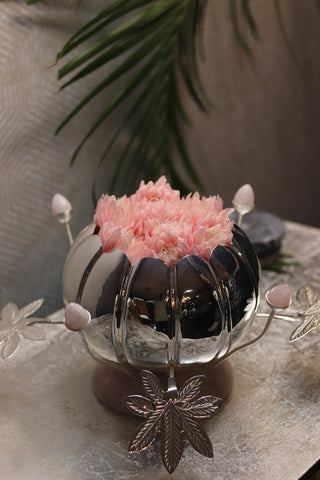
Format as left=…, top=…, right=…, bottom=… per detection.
left=63, top=222, right=260, bottom=370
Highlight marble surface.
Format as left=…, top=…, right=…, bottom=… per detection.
left=0, top=221, right=319, bottom=480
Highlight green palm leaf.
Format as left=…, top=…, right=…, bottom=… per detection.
left=60, top=19, right=169, bottom=90
left=229, top=0, right=253, bottom=58
left=57, top=0, right=155, bottom=60
left=27, top=0, right=319, bottom=199
left=58, top=0, right=181, bottom=78
left=69, top=45, right=168, bottom=166
left=56, top=13, right=180, bottom=133
left=52, top=0, right=209, bottom=196
left=178, top=0, right=216, bottom=113
left=241, top=0, right=259, bottom=39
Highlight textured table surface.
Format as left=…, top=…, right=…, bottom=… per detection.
left=1, top=221, right=319, bottom=480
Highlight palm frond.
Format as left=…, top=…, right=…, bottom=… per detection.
left=26, top=0, right=320, bottom=200
left=56, top=14, right=178, bottom=133
left=178, top=0, right=215, bottom=113
left=241, top=0, right=259, bottom=39
left=69, top=44, right=168, bottom=165
left=58, top=0, right=179, bottom=78
left=54, top=0, right=208, bottom=197
left=57, top=0, right=155, bottom=60
left=229, top=0, right=253, bottom=58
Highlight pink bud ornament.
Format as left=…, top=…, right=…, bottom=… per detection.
left=232, top=184, right=254, bottom=227
left=266, top=284, right=291, bottom=310
left=233, top=184, right=254, bottom=209
left=52, top=193, right=73, bottom=245
left=64, top=303, right=91, bottom=331
left=51, top=193, right=72, bottom=218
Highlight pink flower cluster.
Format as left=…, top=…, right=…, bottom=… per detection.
left=94, top=176, right=234, bottom=268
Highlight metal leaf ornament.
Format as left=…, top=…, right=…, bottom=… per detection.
left=289, top=285, right=320, bottom=341
left=125, top=370, right=222, bottom=474
left=0, top=299, right=46, bottom=360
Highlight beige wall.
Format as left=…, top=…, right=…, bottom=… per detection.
left=0, top=0, right=319, bottom=315
left=177, top=0, right=320, bottom=227
left=0, top=1, right=115, bottom=315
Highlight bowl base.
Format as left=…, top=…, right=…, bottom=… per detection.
left=91, top=361, right=234, bottom=414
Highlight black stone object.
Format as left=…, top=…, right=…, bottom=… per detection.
left=230, top=210, right=285, bottom=262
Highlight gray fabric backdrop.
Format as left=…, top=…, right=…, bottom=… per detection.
left=1, top=0, right=319, bottom=316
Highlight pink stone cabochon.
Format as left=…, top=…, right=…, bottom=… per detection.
left=266, top=284, right=291, bottom=309
left=64, top=303, right=91, bottom=331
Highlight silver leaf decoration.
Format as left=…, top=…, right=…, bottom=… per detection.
left=161, top=401, right=183, bottom=473
left=0, top=299, right=46, bottom=360
left=1, top=331, right=21, bottom=360
left=16, top=300, right=44, bottom=324
left=290, top=316, right=319, bottom=342
left=179, top=410, right=213, bottom=458
left=178, top=375, right=204, bottom=402
left=0, top=303, right=18, bottom=324
left=141, top=369, right=165, bottom=401
left=125, top=370, right=222, bottom=474
left=296, top=285, right=315, bottom=308
left=19, top=326, right=47, bottom=341
left=288, top=285, right=320, bottom=342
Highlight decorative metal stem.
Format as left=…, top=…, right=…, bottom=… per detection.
left=28, top=319, right=64, bottom=326
left=167, top=365, right=177, bottom=395
left=65, top=221, right=74, bottom=246
left=256, top=313, right=296, bottom=322
left=224, top=309, right=275, bottom=359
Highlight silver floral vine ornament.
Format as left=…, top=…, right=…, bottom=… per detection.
left=125, top=369, right=222, bottom=474
left=0, top=299, right=46, bottom=360
left=288, top=284, right=320, bottom=342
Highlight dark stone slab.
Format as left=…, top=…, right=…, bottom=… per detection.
left=230, top=210, right=285, bottom=259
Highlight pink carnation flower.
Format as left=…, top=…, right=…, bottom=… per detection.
left=132, top=176, right=180, bottom=203
left=94, top=176, right=234, bottom=268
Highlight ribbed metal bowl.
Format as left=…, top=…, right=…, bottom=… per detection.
left=63, top=223, right=260, bottom=369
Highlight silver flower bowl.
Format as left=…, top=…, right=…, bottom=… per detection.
left=63, top=222, right=260, bottom=370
